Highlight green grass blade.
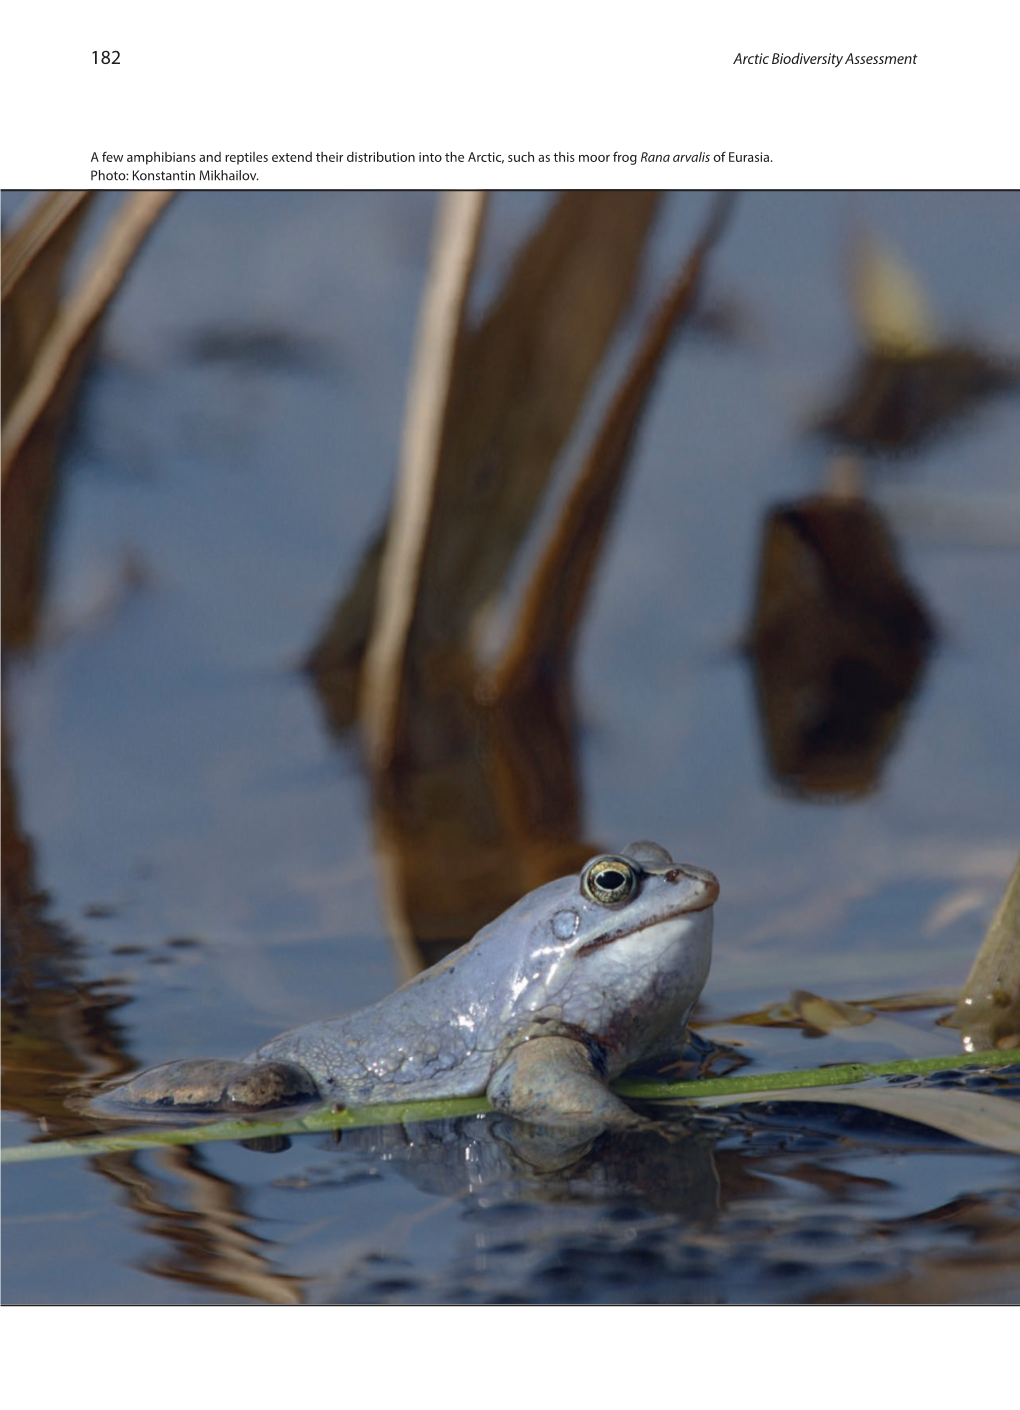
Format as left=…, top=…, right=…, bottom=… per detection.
left=3, top=1048, right=1016, bottom=1165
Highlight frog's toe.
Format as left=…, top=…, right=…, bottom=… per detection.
left=93, top=1058, right=320, bottom=1116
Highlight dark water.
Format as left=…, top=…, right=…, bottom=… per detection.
left=3, top=191, right=1019, bottom=1304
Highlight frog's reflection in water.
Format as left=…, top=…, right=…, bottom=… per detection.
left=337, top=1112, right=721, bottom=1203
left=93, top=1113, right=725, bottom=1305
left=79, top=1087, right=1020, bottom=1305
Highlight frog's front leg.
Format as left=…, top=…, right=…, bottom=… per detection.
left=487, top=1036, right=644, bottom=1130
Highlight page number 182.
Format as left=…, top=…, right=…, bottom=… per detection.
left=92, top=50, right=120, bottom=64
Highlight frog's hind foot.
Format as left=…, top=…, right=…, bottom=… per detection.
left=89, top=1057, right=321, bottom=1119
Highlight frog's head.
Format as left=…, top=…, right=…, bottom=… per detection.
left=507, top=841, right=718, bottom=1073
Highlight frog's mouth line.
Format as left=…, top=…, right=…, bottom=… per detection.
left=576, top=883, right=717, bottom=958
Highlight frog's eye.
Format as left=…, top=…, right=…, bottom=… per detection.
left=581, top=855, right=639, bottom=906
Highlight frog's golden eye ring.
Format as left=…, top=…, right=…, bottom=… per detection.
left=581, top=855, right=639, bottom=906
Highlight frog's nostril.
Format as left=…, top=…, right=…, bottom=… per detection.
left=664, top=864, right=721, bottom=905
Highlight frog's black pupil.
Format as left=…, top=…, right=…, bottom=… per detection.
left=600, top=869, right=625, bottom=890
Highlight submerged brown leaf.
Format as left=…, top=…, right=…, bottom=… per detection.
left=715, top=989, right=960, bottom=1027
left=747, top=490, right=934, bottom=798
left=713, top=988, right=958, bottom=1057
left=492, top=193, right=733, bottom=697
left=820, top=347, right=1018, bottom=453
left=819, top=229, right=1017, bottom=453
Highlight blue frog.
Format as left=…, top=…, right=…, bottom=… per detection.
left=98, top=841, right=718, bottom=1129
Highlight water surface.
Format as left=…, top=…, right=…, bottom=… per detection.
left=3, top=190, right=1019, bottom=1304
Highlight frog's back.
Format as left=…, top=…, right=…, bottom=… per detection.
left=249, top=885, right=557, bottom=1104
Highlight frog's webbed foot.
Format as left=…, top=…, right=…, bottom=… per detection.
left=487, top=1036, right=645, bottom=1132
left=91, top=1058, right=320, bottom=1117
